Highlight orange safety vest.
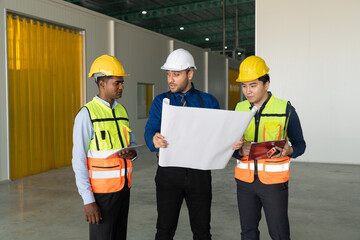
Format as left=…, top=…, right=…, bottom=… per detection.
left=234, top=95, right=291, bottom=184
left=85, top=97, right=133, bottom=193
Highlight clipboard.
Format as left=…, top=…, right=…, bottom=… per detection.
left=249, top=106, right=291, bottom=160
left=248, top=108, right=291, bottom=160
left=105, top=144, right=145, bottom=159
left=248, top=139, right=286, bottom=160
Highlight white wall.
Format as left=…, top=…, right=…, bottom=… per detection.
left=0, top=0, right=239, bottom=181
left=257, top=0, right=360, bottom=164
left=115, top=23, right=170, bottom=144
left=208, top=53, right=227, bottom=109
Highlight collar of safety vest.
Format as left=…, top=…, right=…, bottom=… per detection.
left=249, top=91, right=272, bottom=111
left=94, top=95, right=118, bottom=109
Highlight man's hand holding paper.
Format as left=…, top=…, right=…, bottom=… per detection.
left=153, top=132, right=167, bottom=149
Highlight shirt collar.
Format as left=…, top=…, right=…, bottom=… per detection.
left=173, top=83, right=196, bottom=97
left=95, top=95, right=118, bottom=109
left=250, top=91, right=272, bottom=110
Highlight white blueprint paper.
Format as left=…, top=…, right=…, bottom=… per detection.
left=159, top=98, right=257, bottom=170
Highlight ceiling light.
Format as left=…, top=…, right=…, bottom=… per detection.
left=142, top=10, right=147, bottom=15
left=225, top=46, right=228, bottom=49
left=205, top=38, right=209, bottom=41
left=179, top=27, right=184, bottom=30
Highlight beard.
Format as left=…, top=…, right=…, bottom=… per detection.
left=169, top=78, right=190, bottom=93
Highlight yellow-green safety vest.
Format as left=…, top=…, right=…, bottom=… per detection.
left=85, top=97, right=133, bottom=193
left=234, top=95, right=291, bottom=184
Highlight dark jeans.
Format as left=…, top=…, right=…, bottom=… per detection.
left=90, top=187, right=130, bottom=240
left=155, top=166, right=212, bottom=240
left=236, top=177, right=290, bottom=240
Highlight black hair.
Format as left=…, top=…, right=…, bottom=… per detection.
left=258, top=73, right=270, bottom=84
left=95, top=76, right=112, bottom=87
left=185, top=67, right=195, bottom=74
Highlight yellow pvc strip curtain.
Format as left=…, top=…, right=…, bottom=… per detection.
left=145, top=85, right=153, bottom=118
left=228, top=69, right=240, bottom=110
left=7, top=14, right=83, bottom=179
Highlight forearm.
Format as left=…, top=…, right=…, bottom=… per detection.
left=290, top=141, right=306, bottom=158
left=144, top=129, right=159, bottom=152
left=72, top=108, right=95, bottom=205
left=287, top=105, right=306, bottom=158
left=72, top=159, right=95, bottom=205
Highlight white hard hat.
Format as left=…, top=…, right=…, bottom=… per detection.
left=161, top=48, right=197, bottom=71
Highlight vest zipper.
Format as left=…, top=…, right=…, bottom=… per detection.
left=254, top=106, right=264, bottom=175
left=112, top=109, right=128, bottom=187
left=112, top=109, right=125, bottom=149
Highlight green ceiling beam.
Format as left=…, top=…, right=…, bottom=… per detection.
left=114, top=0, right=255, bottom=21
left=200, top=39, right=254, bottom=47
left=198, top=40, right=254, bottom=50
left=182, top=28, right=254, bottom=44
left=152, top=13, right=254, bottom=35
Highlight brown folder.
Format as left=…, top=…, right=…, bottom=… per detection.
left=248, top=139, right=287, bottom=160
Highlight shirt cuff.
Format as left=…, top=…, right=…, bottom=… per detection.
left=232, top=150, right=242, bottom=159
left=82, top=192, right=95, bottom=205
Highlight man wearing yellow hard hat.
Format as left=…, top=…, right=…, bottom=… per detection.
left=232, top=56, right=306, bottom=240
left=72, top=54, right=137, bottom=240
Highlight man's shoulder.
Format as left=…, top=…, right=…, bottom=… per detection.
left=74, top=106, right=91, bottom=124
left=272, top=95, right=291, bottom=106
left=237, top=99, right=250, bottom=105
left=194, top=90, right=220, bottom=109
left=196, top=90, right=217, bottom=101
left=235, top=100, right=250, bottom=110
left=149, top=92, right=170, bottom=110
left=155, top=91, right=170, bottom=99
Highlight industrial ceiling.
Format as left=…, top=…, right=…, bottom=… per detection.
left=64, top=0, right=255, bottom=58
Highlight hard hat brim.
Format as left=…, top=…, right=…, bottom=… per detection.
left=88, top=72, right=130, bottom=78
left=236, top=76, right=257, bottom=82
left=160, top=65, right=197, bottom=71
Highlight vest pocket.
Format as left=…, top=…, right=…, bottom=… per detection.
left=259, top=157, right=290, bottom=184
left=263, top=120, right=281, bottom=141
left=235, top=158, right=255, bottom=183
left=88, top=158, right=125, bottom=193
left=120, top=124, right=132, bottom=147
left=94, top=130, right=114, bottom=150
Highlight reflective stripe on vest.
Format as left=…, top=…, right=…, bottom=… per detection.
left=90, top=168, right=132, bottom=179
left=84, top=97, right=133, bottom=193
left=234, top=95, right=291, bottom=184
left=237, top=160, right=289, bottom=172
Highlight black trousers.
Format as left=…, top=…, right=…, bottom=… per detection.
left=155, top=166, right=212, bottom=240
left=236, top=177, right=290, bottom=240
left=90, top=187, right=130, bottom=240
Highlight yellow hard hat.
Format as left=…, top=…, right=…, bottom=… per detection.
left=236, top=56, right=269, bottom=82
left=88, top=54, right=129, bottom=78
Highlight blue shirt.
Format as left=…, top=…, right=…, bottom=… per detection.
left=72, top=96, right=137, bottom=205
left=144, top=86, right=220, bottom=152
left=233, top=92, right=306, bottom=159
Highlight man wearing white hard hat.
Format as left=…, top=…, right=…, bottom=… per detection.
left=144, top=48, right=220, bottom=240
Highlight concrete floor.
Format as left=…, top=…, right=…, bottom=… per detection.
left=0, top=150, right=359, bottom=240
